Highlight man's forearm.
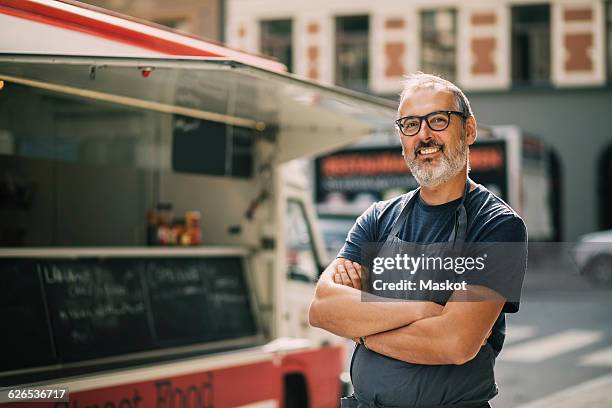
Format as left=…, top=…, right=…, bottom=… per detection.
left=365, top=299, right=504, bottom=365
left=365, top=315, right=461, bottom=365
left=310, top=280, right=441, bottom=338
left=309, top=259, right=443, bottom=338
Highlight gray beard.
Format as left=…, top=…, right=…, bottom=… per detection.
left=404, top=134, right=468, bottom=188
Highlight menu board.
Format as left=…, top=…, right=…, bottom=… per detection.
left=145, top=257, right=257, bottom=346
left=0, top=254, right=259, bottom=375
left=172, top=116, right=254, bottom=178
left=41, top=259, right=153, bottom=362
left=0, top=259, right=56, bottom=371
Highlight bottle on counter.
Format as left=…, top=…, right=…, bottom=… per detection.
left=146, top=208, right=159, bottom=245
left=156, top=203, right=173, bottom=245
left=185, top=211, right=202, bottom=246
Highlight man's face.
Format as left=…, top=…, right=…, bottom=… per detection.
left=398, top=89, right=473, bottom=187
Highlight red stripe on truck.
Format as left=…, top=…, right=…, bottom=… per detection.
left=0, top=0, right=220, bottom=56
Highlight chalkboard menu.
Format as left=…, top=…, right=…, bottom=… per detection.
left=0, top=254, right=259, bottom=377
left=145, top=257, right=257, bottom=346
left=0, top=259, right=56, bottom=372
left=42, top=259, right=153, bottom=362
left=172, top=116, right=254, bottom=178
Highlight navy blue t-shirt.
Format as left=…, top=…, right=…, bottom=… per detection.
left=339, top=183, right=527, bottom=315
left=338, top=184, right=528, bottom=406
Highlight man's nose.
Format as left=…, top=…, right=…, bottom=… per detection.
left=415, top=119, right=433, bottom=141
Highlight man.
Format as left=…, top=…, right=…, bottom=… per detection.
left=309, top=73, right=527, bottom=408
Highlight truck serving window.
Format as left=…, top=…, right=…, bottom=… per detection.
left=0, top=83, right=257, bottom=247
left=0, top=83, right=253, bottom=176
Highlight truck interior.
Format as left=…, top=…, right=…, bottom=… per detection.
left=0, top=55, right=395, bottom=248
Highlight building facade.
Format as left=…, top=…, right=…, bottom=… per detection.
left=83, top=0, right=224, bottom=41
left=227, top=0, right=612, bottom=241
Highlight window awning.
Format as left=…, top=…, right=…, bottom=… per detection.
left=0, top=55, right=398, bottom=163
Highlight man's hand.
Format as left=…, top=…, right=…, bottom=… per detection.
left=333, top=259, right=363, bottom=289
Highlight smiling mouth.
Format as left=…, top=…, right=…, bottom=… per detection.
left=417, top=146, right=442, bottom=157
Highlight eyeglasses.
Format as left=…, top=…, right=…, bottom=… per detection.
left=395, top=110, right=467, bottom=137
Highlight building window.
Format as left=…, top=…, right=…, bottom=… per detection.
left=260, top=19, right=293, bottom=72
left=607, top=1, right=612, bottom=81
left=511, top=5, right=551, bottom=86
left=335, top=15, right=369, bottom=91
left=154, top=18, right=190, bottom=33
left=420, top=9, right=457, bottom=81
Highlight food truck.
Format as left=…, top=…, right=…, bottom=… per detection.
left=0, top=1, right=397, bottom=406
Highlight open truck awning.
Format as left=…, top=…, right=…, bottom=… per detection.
left=0, top=0, right=287, bottom=72
left=0, top=54, right=398, bottom=163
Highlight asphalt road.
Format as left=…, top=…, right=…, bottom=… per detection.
left=492, top=263, right=612, bottom=407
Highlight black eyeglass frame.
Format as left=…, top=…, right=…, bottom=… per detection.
left=395, top=110, right=467, bottom=137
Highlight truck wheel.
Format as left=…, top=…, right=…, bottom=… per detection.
left=583, top=255, right=612, bottom=286
left=284, top=373, right=308, bottom=408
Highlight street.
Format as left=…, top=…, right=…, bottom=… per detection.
left=493, top=261, right=612, bottom=407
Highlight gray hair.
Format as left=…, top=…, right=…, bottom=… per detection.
left=398, top=72, right=473, bottom=118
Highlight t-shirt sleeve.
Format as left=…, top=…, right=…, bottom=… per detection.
left=465, top=215, right=528, bottom=313
left=337, top=203, right=379, bottom=264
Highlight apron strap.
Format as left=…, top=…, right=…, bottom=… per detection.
left=449, top=179, right=471, bottom=245
left=385, top=188, right=420, bottom=245
left=386, top=179, right=471, bottom=246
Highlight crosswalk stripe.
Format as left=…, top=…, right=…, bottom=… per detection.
left=505, top=325, right=536, bottom=344
left=515, top=373, right=612, bottom=407
left=500, top=329, right=603, bottom=363
left=579, top=346, right=612, bottom=366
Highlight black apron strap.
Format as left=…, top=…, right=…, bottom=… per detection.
left=387, top=179, right=471, bottom=246
left=449, top=179, right=471, bottom=245
left=385, top=187, right=420, bottom=245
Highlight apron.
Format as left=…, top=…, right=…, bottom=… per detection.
left=340, top=395, right=492, bottom=408
left=342, top=179, right=497, bottom=408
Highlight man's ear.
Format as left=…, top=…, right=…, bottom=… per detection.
left=465, top=115, right=477, bottom=146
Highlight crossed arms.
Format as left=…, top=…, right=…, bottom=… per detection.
left=308, top=258, right=504, bottom=365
